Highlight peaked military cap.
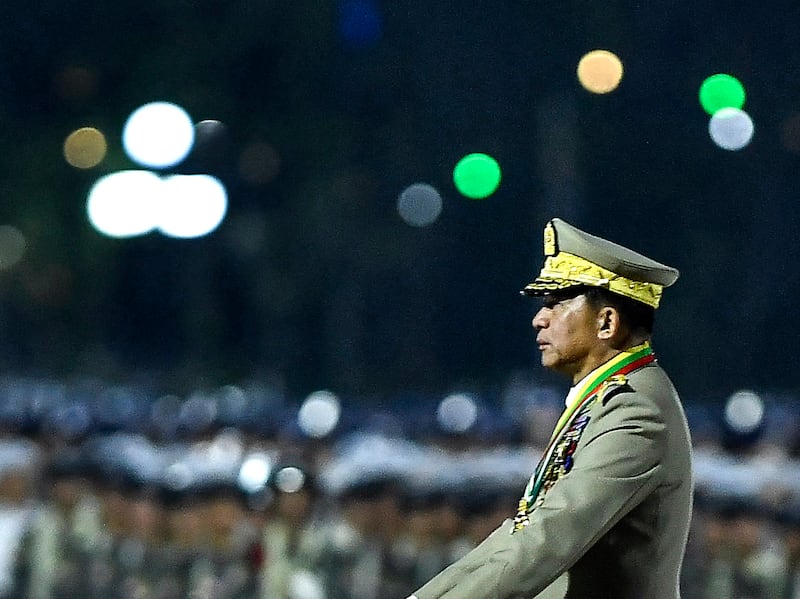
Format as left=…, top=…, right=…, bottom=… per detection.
left=521, top=218, right=679, bottom=308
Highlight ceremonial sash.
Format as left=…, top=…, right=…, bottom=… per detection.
left=513, top=342, right=656, bottom=530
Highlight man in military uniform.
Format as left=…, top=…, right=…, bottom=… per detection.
left=408, top=218, right=693, bottom=599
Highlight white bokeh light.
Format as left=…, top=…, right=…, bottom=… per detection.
left=274, top=466, right=307, bottom=493
left=163, top=462, right=194, bottom=491
left=86, top=170, right=161, bottom=238
left=288, top=570, right=325, bottom=599
left=157, top=174, right=228, bottom=239
left=397, top=183, right=443, bottom=227
left=123, top=101, right=195, bottom=168
left=298, top=390, right=341, bottom=438
left=724, top=389, right=764, bottom=434
left=709, top=107, right=754, bottom=151
left=437, top=392, right=478, bottom=433
left=238, top=453, right=273, bottom=493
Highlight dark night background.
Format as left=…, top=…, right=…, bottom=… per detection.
left=1, top=0, right=799, bottom=404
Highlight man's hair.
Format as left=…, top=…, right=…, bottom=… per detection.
left=582, top=286, right=655, bottom=335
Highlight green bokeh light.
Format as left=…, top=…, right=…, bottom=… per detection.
left=453, top=153, right=502, bottom=199
left=699, top=74, right=746, bottom=115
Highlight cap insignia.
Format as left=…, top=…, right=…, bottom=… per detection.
left=543, top=222, right=556, bottom=256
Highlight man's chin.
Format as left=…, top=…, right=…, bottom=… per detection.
left=540, top=356, right=558, bottom=370
left=539, top=353, right=567, bottom=374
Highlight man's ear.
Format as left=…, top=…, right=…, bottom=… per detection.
left=596, top=306, right=621, bottom=340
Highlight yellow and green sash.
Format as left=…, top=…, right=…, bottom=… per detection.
left=515, top=342, right=655, bottom=527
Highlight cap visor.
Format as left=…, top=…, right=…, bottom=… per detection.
left=520, top=278, right=584, bottom=297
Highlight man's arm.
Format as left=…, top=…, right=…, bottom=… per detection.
left=409, top=390, right=667, bottom=599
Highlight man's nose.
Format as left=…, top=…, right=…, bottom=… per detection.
left=532, top=307, right=549, bottom=331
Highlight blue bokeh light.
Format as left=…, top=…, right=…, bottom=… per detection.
left=337, top=0, right=383, bottom=49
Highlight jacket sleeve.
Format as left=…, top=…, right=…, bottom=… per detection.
left=410, top=389, right=667, bottom=599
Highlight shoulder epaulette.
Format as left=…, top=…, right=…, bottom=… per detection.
left=597, top=374, right=632, bottom=405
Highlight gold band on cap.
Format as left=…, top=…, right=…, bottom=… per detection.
left=524, top=252, right=664, bottom=308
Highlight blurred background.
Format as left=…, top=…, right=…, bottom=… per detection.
left=1, top=1, right=800, bottom=598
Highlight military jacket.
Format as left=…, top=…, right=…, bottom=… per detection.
left=409, top=361, right=693, bottom=599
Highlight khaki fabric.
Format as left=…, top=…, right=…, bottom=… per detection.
left=410, top=363, right=693, bottom=599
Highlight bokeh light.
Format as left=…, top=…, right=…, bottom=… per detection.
left=0, top=226, right=26, bottom=270
left=86, top=170, right=161, bottom=238
left=238, top=453, right=273, bottom=493
left=453, top=153, right=502, bottom=199
left=699, top=74, right=746, bottom=115
left=708, top=107, right=754, bottom=151
left=577, top=50, right=624, bottom=94
left=163, top=461, right=194, bottom=491
left=298, top=390, right=341, bottom=438
left=274, top=466, right=307, bottom=493
left=238, top=141, right=282, bottom=185
left=178, top=392, right=218, bottom=433
left=123, top=101, right=195, bottom=169
left=337, top=0, right=383, bottom=49
left=436, top=392, right=478, bottom=434
left=88, top=171, right=228, bottom=240
left=288, top=571, right=325, bottom=599
left=215, top=384, right=249, bottom=424
left=397, top=183, right=443, bottom=227
left=158, top=174, right=228, bottom=239
left=207, top=430, right=245, bottom=466
left=63, top=127, right=107, bottom=169
left=724, top=389, right=764, bottom=434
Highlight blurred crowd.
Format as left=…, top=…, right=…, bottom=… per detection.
left=1, top=375, right=800, bottom=599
